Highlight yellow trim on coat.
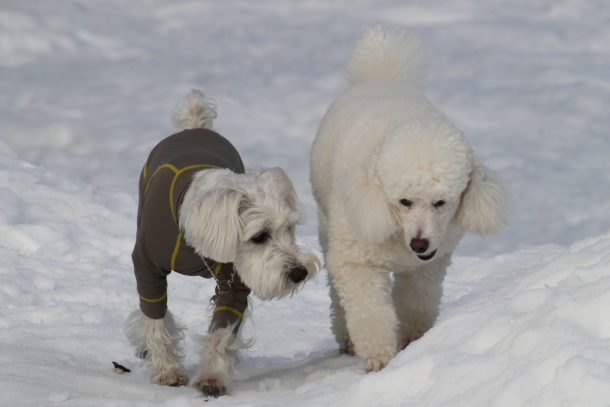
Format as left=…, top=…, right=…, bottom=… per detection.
left=213, top=306, right=244, bottom=321
left=141, top=158, right=245, bottom=301
left=144, top=163, right=179, bottom=195
left=142, top=163, right=221, bottom=223
left=144, top=162, right=222, bottom=272
left=168, top=164, right=220, bottom=223
left=171, top=232, right=183, bottom=271
left=139, top=292, right=167, bottom=303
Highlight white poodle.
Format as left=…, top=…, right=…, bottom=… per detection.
left=125, top=90, right=320, bottom=396
left=310, top=25, right=509, bottom=372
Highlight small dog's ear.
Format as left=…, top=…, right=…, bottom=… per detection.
left=179, top=187, right=245, bottom=262
left=256, top=167, right=301, bottom=213
left=455, top=160, right=510, bottom=237
left=339, top=168, right=397, bottom=244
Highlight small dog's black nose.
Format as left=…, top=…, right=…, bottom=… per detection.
left=410, top=238, right=429, bottom=254
left=288, top=266, right=308, bottom=284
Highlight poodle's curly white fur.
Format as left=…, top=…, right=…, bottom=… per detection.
left=310, top=24, right=509, bottom=372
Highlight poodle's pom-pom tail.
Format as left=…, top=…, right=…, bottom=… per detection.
left=171, top=89, right=217, bottom=131
left=344, top=24, right=426, bottom=87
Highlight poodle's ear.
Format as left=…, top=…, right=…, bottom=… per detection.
left=339, top=168, right=397, bottom=244
left=455, top=159, right=510, bottom=237
left=179, top=187, right=245, bottom=262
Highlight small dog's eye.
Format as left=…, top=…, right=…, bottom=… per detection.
left=399, top=199, right=413, bottom=207
left=433, top=200, right=445, bottom=208
left=249, top=231, right=270, bottom=244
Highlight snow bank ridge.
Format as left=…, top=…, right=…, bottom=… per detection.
left=344, top=24, right=426, bottom=87
left=170, top=89, right=217, bottom=131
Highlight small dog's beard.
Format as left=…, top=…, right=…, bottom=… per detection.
left=233, top=242, right=318, bottom=300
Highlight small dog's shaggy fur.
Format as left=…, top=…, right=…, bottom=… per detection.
left=310, top=25, right=510, bottom=372
left=126, top=90, right=320, bottom=396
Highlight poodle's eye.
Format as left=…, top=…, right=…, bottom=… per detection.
left=249, top=231, right=270, bottom=244
left=399, top=199, right=413, bottom=208
left=433, top=200, right=446, bottom=208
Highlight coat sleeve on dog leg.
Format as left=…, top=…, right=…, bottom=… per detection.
left=132, top=245, right=170, bottom=320
left=209, top=266, right=251, bottom=334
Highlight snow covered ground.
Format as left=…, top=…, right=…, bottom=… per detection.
left=1, top=0, right=610, bottom=405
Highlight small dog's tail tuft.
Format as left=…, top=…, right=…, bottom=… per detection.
left=344, top=24, right=426, bottom=87
left=170, top=89, right=217, bottom=131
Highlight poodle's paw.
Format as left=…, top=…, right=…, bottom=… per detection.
left=364, top=355, right=393, bottom=373
left=363, top=347, right=397, bottom=373
left=398, top=335, right=422, bottom=351
left=153, top=369, right=187, bottom=387
left=192, top=377, right=227, bottom=398
left=398, top=324, right=430, bottom=351
left=339, top=339, right=356, bottom=356
left=398, top=339, right=411, bottom=352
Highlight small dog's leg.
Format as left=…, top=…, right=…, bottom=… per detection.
left=393, top=255, right=450, bottom=349
left=328, top=259, right=398, bottom=373
left=190, top=325, right=247, bottom=397
left=124, top=309, right=187, bottom=387
left=329, top=274, right=355, bottom=356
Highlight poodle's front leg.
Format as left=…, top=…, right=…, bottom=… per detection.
left=329, top=260, right=398, bottom=372
left=190, top=325, right=245, bottom=397
left=393, top=254, right=450, bottom=349
left=328, top=273, right=355, bottom=356
left=124, top=309, right=187, bottom=386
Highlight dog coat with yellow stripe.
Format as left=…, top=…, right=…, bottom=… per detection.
left=131, top=128, right=250, bottom=331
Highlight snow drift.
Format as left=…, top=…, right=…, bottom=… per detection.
left=2, top=139, right=610, bottom=406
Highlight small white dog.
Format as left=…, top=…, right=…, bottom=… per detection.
left=310, top=25, right=509, bottom=372
left=125, top=90, right=319, bottom=397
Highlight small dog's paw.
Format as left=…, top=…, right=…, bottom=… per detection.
left=155, top=370, right=187, bottom=387
left=192, top=377, right=227, bottom=398
left=339, top=339, right=356, bottom=356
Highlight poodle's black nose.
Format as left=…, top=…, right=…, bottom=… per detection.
left=410, top=238, right=429, bottom=254
left=288, top=266, right=308, bottom=284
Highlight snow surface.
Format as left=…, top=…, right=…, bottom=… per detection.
left=1, top=1, right=610, bottom=406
